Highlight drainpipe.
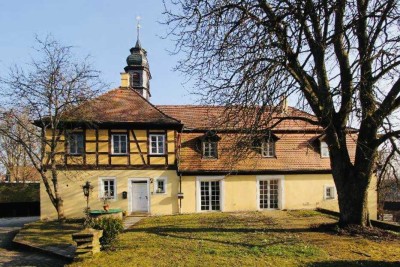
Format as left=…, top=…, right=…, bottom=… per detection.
left=179, top=173, right=182, bottom=214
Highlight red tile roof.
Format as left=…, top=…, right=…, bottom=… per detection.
left=177, top=132, right=357, bottom=173
left=157, top=105, right=321, bottom=131
left=65, top=88, right=181, bottom=125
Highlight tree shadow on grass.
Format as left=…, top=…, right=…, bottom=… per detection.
left=125, top=226, right=312, bottom=248
left=126, top=226, right=314, bottom=234
left=308, top=260, right=400, bottom=267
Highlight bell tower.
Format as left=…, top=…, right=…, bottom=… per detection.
left=122, top=17, right=151, bottom=100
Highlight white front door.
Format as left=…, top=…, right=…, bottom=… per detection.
left=131, top=181, right=149, bottom=212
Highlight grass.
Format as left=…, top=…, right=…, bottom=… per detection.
left=14, top=219, right=82, bottom=253
left=67, top=211, right=400, bottom=267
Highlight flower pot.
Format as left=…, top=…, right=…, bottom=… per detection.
left=103, top=204, right=110, bottom=212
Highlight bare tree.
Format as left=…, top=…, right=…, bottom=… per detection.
left=0, top=112, right=34, bottom=183
left=376, top=141, right=400, bottom=217
left=0, top=36, right=105, bottom=220
left=164, top=0, right=400, bottom=226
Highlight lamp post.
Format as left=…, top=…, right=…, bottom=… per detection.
left=82, top=181, right=93, bottom=211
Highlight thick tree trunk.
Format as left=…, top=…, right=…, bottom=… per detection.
left=330, top=145, right=374, bottom=227
left=336, top=173, right=370, bottom=226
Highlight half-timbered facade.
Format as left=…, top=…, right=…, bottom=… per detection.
left=39, top=39, right=378, bottom=220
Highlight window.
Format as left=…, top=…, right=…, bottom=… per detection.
left=100, top=178, right=116, bottom=200
left=149, top=134, right=165, bottom=155
left=154, top=177, right=167, bottom=194
left=130, top=72, right=140, bottom=86
left=320, top=141, right=329, bottom=158
left=324, top=185, right=336, bottom=200
left=259, top=179, right=279, bottom=209
left=196, top=176, right=224, bottom=212
left=261, top=140, right=275, bottom=157
left=112, top=134, right=127, bottom=154
left=257, top=176, right=284, bottom=210
left=68, top=133, right=84, bottom=155
left=200, top=181, right=220, bottom=211
left=203, top=141, right=217, bottom=158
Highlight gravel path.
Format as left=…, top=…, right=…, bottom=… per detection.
left=0, top=217, right=69, bottom=267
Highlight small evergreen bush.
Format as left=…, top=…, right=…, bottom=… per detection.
left=90, top=217, right=124, bottom=249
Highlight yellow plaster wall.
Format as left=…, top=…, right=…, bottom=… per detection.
left=98, top=130, right=108, bottom=141
left=98, top=155, right=108, bottom=165
left=285, top=174, right=338, bottom=210
left=180, top=176, right=196, bottom=214
left=111, top=157, right=128, bottom=165
left=149, top=157, right=166, bottom=165
left=130, top=155, right=145, bottom=165
left=133, top=130, right=147, bottom=140
left=179, top=174, right=377, bottom=219
left=98, top=142, right=108, bottom=153
left=66, top=156, right=84, bottom=165
left=86, top=130, right=96, bottom=141
left=41, top=172, right=377, bottom=219
left=85, top=142, right=96, bottom=153
left=40, top=170, right=180, bottom=220
left=86, top=155, right=97, bottom=165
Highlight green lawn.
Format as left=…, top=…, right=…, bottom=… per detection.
left=69, top=211, right=400, bottom=267
left=14, top=219, right=82, bottom=257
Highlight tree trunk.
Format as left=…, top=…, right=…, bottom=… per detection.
left=51, top=159, right=65, bottom=221
left=56, top=198, right=65, bottom=221
left=331, top=152, right=372, bottom=227
left=336, top=173, right=370, bottom=226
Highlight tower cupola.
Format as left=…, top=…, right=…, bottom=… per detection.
left=121, top=17, right=152, bottom=100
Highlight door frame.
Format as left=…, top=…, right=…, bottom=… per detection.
left=128, top=178, right=151, bottom=213
left=256, top=175, right=285, bottom=210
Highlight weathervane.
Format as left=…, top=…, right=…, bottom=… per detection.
left=136, top=16, right=141, bottom=41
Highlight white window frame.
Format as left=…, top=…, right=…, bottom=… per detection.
left=196, top=176, right=225, bottom=212
left=261, top=140, right=275, bottom=157
left=256, top=175, right=285, bottom=210
left=320, top=141, right=329, bottom=158
left=202, top=141, right=218, bottom=158
left=324, top=185, right=336, bottom=200
left=98, top=177, right=117, bottom=201
left=154, top=177, right=167, bottom=194
left=149, top=134, right=165, bottom=155
left=112, top=134, right=128, bottom=155
left=68, top=133, right=84, bottom=155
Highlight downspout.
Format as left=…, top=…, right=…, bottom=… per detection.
left=179, top=172, right=182, bottom=214
left=176, top=128, right=183, bottom=214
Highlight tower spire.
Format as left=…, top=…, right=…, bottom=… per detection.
left=135, top=16, right=142, bottom=48
left=122, top=16, right=151, bottom=100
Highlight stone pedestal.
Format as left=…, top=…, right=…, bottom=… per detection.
left=72, top=228, right=103, bottom=258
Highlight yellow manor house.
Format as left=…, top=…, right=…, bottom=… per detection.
left=40, top=39, right=377, bottom=220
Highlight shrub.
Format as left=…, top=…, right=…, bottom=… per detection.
left=90, top=217, right=124, bottom=249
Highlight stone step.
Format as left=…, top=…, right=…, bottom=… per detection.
left=122, top=216, right=143, bottom=230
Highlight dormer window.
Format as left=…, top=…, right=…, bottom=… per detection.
left=261, top=140, right=275, bottom=157
left=255, top=131, right=279, bottom=158
left=203, top=141, right=218, bottom=158
left=130, top=72, right=140, bottom=87
left=200, top=131, right=221, bottom=159
left=320, top=141, right=329, bottom=158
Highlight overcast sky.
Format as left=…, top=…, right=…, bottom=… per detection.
left=0, top=0, right=196, bottom=104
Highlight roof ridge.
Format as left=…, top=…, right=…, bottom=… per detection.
left=128, top=88, right=182, bottom=124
